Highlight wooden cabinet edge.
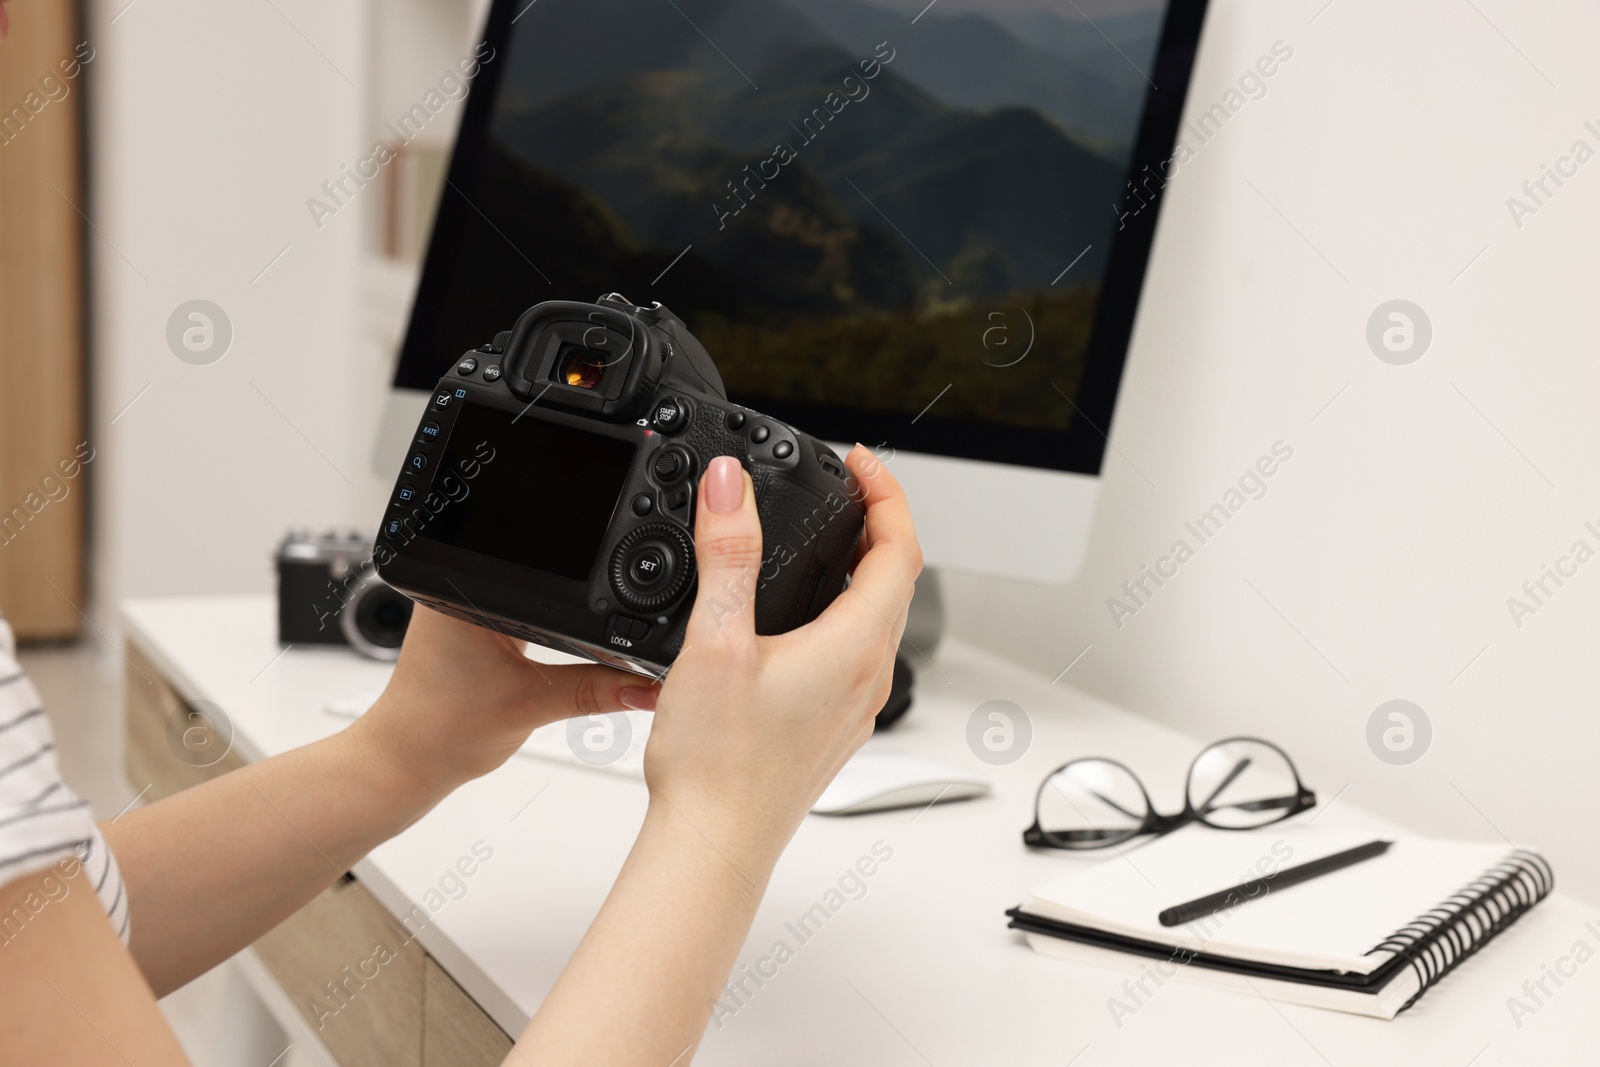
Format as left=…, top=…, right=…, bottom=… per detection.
left=423, top=957, right=514, bottom=1067
left=123, top=641, right=245, bottom=800
left=121, top=642, right=512, bottom=1067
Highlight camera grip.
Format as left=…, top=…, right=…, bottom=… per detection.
left=746, top=458, right=865, bottom=635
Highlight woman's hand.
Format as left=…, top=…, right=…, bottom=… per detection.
left=644, top=445, right=922, bottom=869
left=508, top=446, right=919, bottom=1064
left=109, top=602, right=655, bottom=998
left=350, top=604, right=660, bottom=801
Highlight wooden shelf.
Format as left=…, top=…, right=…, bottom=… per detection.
left=0, top=0, right=88, bottom=638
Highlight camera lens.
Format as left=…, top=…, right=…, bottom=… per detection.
left=558, top=342, right=609, bottom=391
left=340, top=573, right=414, bottom=661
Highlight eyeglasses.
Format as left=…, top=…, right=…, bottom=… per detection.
left=1022, top=737, right=1316, bottom=850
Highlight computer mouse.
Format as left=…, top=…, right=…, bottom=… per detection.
left=811, top=750, right=993, bottom=816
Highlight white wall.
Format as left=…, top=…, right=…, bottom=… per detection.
left=85, top=0, right=482, bottom=626
left=945, top=0, right=1600, bottom=903
left=88, top=0, right=374, bottom=618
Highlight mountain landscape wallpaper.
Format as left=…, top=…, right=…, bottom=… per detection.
left=420, top=0, right=1167, bottom=437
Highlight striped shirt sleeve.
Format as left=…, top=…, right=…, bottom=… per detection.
left=0, top=613, right=128, bottom=945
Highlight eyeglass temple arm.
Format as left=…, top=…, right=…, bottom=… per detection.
left=1043, top=776, right=1148, bottom=823
left=1023, top=825, right=1131, bottom=846
left=1086, top=788, right=1145, bottom=821
left=1195, top=757, right=1253, bottom=814
left=1218, top=790, right=1317, bottom=814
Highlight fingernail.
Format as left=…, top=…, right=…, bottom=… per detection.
left=619, top=686, right=658, bottom=711
left=705, top=455, right=744, bottom=513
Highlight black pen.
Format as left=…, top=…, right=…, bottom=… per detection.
left=1158, top=839, right=1394, bottom=928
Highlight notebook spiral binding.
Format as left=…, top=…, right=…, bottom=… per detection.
left=1367, top=850, right=1554, bottom=1013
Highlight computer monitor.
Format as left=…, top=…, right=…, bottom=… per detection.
left=377, top=0, right=1210, bottom=582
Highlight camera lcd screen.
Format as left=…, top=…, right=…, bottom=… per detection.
left=424, top=404, right=635, bottom=582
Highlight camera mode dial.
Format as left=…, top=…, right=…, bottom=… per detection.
left=609, top=522, right=695, bottom=613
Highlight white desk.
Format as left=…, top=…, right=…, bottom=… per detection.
left=123, top=595, right=1595, bottom=1066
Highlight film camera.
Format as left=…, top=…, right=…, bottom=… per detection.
left=276, top=530, right=415, bottom=660
left=373, top=293, right=866, bottom=676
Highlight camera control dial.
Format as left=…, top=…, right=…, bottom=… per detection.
left=609, top=522, right=695, bottom=612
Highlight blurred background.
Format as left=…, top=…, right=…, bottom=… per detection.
left=2, top=0, right=1598, bottom=1057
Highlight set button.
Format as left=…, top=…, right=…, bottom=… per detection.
left=629, top=547, right=669, bottom=588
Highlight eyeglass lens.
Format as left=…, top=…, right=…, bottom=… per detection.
left=1036, top=758, right=1150, bottom=848
left=1186, top=739, right=1302, bottom=829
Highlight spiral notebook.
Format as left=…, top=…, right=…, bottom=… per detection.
left=1007, top=826, right=1553, bottom=1019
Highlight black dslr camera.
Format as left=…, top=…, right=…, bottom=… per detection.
left=374, top=294, right=866, bottom=676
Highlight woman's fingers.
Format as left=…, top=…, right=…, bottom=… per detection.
left=535, top=662, right=660, bottom=715
left=396, top=607, right=655, bottom=715
left=684, top=456, right=764, bottom=648
left=829, top=445, right=922, bottom=636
